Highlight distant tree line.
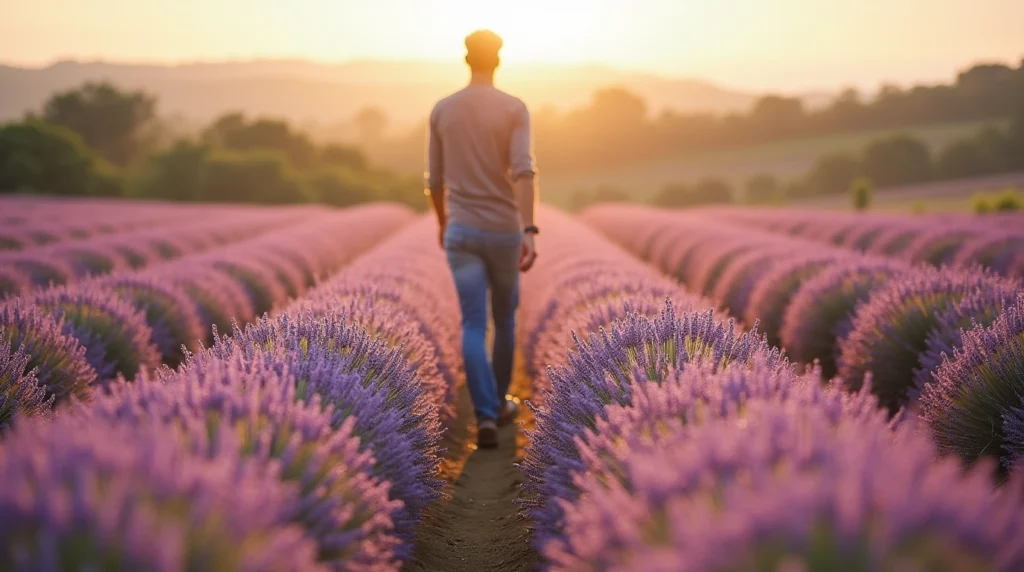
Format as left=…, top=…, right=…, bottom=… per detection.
left=533, top=59, right=1024, bottom=174
left=587, top=98, right=1024, bottom=211
left=0, top=82, right=425, bottom=209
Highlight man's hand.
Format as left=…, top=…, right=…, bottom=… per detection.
left=518, top=233, right=537, bottom=272
left=438, top=224, right=447, bottom=249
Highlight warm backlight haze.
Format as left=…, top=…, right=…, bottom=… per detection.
left=2, top=0, right=1022, bottom=90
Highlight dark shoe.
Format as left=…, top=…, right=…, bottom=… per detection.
left=498, top=398, right=520, bottom=427
left=477, top=419, right=499, bottom=449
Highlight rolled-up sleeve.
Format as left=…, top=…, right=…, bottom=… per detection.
left=509, top=101, right=536, bottom=181
left=426, top=106, right=445, bottom=195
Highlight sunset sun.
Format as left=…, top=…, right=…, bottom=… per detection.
left=435, top=0, right=608, bottom=65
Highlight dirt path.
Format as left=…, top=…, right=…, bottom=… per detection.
left=405, top=358, right=539, bottom=572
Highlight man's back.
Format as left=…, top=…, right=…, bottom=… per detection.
left=428, top=85, right=535, bottom=232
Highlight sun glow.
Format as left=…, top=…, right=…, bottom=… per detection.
left=430, top=0, right=608, bottom=65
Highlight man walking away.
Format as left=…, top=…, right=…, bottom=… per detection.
left=426, top=29, right=540, bottom=449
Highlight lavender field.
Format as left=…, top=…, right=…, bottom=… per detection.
left=2, top=196, right=1024, bottom=570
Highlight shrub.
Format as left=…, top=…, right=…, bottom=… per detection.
left=0, top=343, right=52, bottom=433
left=101, top=276, right=205, bottom=368
left=780, top=258, right=906, bottom=380
left=0, top=120, right=121, bottom=196
left=0, top=299, right=97, bottom=404
left=31, top=285, right=161, bottom=381
left=921, top=294, right=1024, bottom=470
left=90, top=355, right=402, bottom=567
left=862, top=134, right=932, bottom=186
left=0, top=414, right=320, bottom=570
left=850, top=176, right=874, bottom=210
left=837, top=266, right=1015, bottom=412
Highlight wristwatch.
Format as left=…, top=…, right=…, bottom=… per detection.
left=524, top=225, right=540, bottom=235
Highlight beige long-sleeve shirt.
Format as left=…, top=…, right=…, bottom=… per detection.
left=426, top=85, right=537, bottom=232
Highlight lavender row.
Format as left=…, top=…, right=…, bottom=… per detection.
left=583, top=204, right=1022, bottom=412
left=584, top=203, right=1024, bottom=473
left=524, top=208, right=1024, bottom=569
left=0, top=195, right=315, bottom=251
left=516, top=207, right=722, bottom=549
left=544, top=358, right=1024, bottom=570
left=0, top=218, right=453, bottom=568
left=697, top=206, right=1024, bottom=277
left=0, top=207, right=329, bottom=299
left=1, top=203, right=413, bottom=429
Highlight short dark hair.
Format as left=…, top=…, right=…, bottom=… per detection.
left=465, top=30, right=503, bottom=71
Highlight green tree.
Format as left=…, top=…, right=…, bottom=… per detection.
left=202, top=114, right=318, bottom=169
left=42, top=82, right=157, bottom=166
left=320, top=143, right=368, bottom=171
left=304, top=167, right=376, bottom=207
left=652, top=182, right=692, bottom=208
left=850, top=177, right=874, bottom=211
left=862, top=134, right=932, bottom=186
left=0, top=120, right=120, bottom=196
left=937, top=139, right=992, bottom=179
left=692, top=177, right=735, bottom=204
left=742, top=173, right=780, bottom=204
left=130, top=140, right=210, bottom=201
left=805, top=153, right=862, bottom=195
left=200, top=150, right=310, bottom=204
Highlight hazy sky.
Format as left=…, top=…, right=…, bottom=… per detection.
left=2, top=0, right=1021, bottom=91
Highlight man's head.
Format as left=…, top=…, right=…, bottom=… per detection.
left=465, top=29, right=503, bottom=73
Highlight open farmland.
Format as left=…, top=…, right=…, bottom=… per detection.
left=541, top=119, right=1003, bottom=206
left=2, top=195, right=1024, bottom=571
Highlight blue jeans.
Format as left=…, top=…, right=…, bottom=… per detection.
left=444, top=223, right=521, bottom=422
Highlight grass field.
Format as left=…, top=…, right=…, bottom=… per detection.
left=542, top=119, right=1006, bottom=207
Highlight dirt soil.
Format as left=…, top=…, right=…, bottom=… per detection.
left=405, top=358, right=539, bottom=572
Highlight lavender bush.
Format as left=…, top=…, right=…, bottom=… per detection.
left=88, top=353, right=403, bottom=568
left=30, top=284, right=161, bottom=381
left=921, top=294, right=1024, bottom=469
left=780, top=259, right=909, bottom=379
left=0, top=343, right=52, bottom=433
left=0, top=414, right=322, bottom=570
left=0, top=299, right=96, bottom=404
left=837, top=265, right=1018, bottom=412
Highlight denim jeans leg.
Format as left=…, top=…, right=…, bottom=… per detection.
left=486, top=243, right=521, bottom=402
left=445, top=237, right=501, bottom=421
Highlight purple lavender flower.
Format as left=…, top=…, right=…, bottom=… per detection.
left=0, top=414, right=323, bottom=570
left=88, top=353, right=403, bottom=568
left=780, top=258, right=908, bottom=380
left=549, top=398, right=1024, bottom=572
left=744, top=252, right=851, bottom=347
left=189, top=311, right=443, bottom=549
left=838, top=265, right=1017, bottom=412
left=866, top=224, right=926, bottom=257
left=52, top=244, right=124, bottom=278
left=522, top=301, right=786, bottom=547
left=0, top=342, right=53, bottom=433
left=0, top=298, right=97, bottom=403
left=291, top=292, right=452, bottom=421
left=921, top=294, right=1024, bottom=469
left=954, top=233, right=1024, bottom=277
left=0, top=267, right=32, bottom=301
left=903, top=227, right=985, bottom=266
left=0, top=231, right=23, bottom=251
left=914, top=280, right=1022, bottom=394
left=0, top=254, right=73, bottom=288
left=99, top=275, right=205, bottom=368
left=150, top=264, right=256, bottom=346
left=30, top=284, right=162, bottom=381
left=713, top=243, right=835, bottom=322
left=212, top=258, right=289, bottom=316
